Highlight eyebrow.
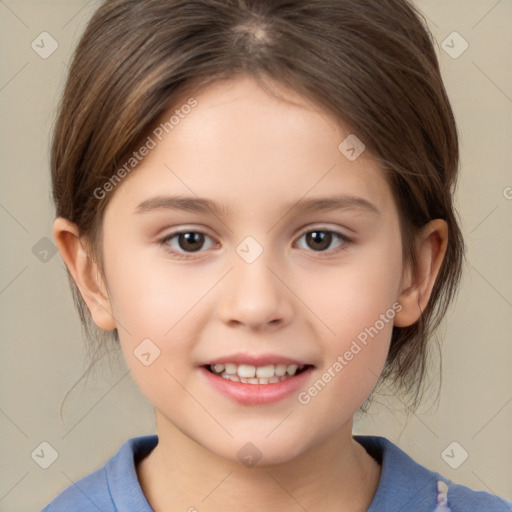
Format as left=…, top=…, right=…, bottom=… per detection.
left=134, top=194, right=381, bottom=217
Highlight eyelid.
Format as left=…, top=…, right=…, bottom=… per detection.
left=159, top=226, right=218, bottom=246
left=296, top=223, right=352, bottom=239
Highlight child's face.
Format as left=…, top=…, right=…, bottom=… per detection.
left=99, top=75, right=406, bottom=463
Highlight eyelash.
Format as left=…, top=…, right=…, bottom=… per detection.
left=158, top=227, right=352, bottom=260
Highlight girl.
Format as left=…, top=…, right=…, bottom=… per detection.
left=42, top=0, right=511, bottom=510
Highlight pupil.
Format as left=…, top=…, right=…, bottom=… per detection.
left=307, top=231, right=331, bottom=251
left=180, top=232, right=204, bottom=252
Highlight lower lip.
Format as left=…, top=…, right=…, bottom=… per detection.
left=199, top=366, right=314, bottom=406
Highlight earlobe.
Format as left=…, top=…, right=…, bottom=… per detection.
left=394, top=219, right=448, bottom=328
left=53, top=217, right=116, bottom=331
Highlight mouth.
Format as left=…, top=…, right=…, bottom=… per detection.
left=199, top=353, right=316, bottom=405
left=203, top=363, right=313, bottom=384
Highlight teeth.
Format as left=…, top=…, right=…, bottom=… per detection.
left=208, top=362, right=307, bottom=384
left=238, top=364, right=256, bottom=378
left=225, top=363, right=237, bottom=375
left=287, top=364, right=298, bottom=375
left=256, top=365, right=275, bottom=378
left=275, top=364, right=287, bottom=376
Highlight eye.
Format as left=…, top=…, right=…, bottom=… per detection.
left=294, top=228, right=350, bottom=254
left=160, top=230, right=217, bottom=257
left=159, top=227, right=351, bottom=259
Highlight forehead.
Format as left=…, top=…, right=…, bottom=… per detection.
left=104, top=74, right=395, bottom=220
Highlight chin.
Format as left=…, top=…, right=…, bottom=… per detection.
left=206, top=436, right=313, bottom=468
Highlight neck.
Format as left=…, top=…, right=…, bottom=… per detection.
left=137, top=412, right=381, bottom=512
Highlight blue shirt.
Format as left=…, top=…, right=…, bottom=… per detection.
left=40, top=434, right=512, bottom=511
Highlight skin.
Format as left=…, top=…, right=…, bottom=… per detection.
left=54, top=74, right=448, bottom=512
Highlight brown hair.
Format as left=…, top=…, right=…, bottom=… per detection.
left=52, top=0, right=464, bottom=418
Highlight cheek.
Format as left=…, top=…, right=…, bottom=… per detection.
left=299, top=292, right=395, bottom=425
left=301, top=236, right=402, bottom=345
left=102, top=244, right=221, bottom=391
left=104, top=244, right=216, bottom=339
left=296, top=234, right=401, bottom=398
left=103, top=248, right=207, bottom=408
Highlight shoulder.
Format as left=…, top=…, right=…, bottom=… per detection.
left=446, top=481, right=512, bottom=512
left=39, top=465, right=114, bottom=512
left=354, top=434, right=512, bottom=512
left=40, top=434, right=158, bottom=512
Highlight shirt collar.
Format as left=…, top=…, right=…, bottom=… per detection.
left=106, top=434, right=158, bottom=512
left=106, top=434, right=446, bottom=512
left=355, top=434, right=445, bottom=512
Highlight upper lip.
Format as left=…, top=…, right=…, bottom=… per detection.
left=201, top=353, right=314, bottom=367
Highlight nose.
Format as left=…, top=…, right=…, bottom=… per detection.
left=217, top=246, right=294, bottom=331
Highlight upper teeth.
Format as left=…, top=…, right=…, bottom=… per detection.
left=211, top=363, right=304, bottom=379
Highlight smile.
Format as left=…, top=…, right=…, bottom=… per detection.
left=206, top=363, right=310, bottom=384
left=200, top=363, right=315, bottom=405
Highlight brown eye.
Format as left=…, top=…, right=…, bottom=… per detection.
left=176, top=232, right=205, bottom=252
left=295, top=229, right=349, bottom=254
left=161, top=230, right=216, bottom=255
left=306, top=231, right=333, bottom=251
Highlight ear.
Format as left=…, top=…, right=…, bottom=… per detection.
left=53, top=217, right=116, bottom=331
left=394, top=219, right=448, bottom=328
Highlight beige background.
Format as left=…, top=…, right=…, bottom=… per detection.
left=0, top=1, right=511, bottom=510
